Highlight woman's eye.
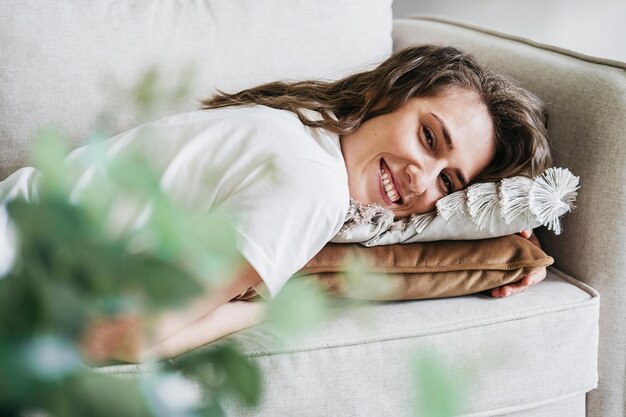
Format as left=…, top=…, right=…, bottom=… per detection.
left=422, top=127, right=435, bottom=149
left=441, top=173, right=453, bottom=194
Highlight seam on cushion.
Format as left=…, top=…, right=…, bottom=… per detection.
left=399, top=15, right=626, bottom=69
left=244, top=297, right=597, bottom=357
left=457, top=386, right=595, bottom=417
left=547, top=266, right=600, bottom=298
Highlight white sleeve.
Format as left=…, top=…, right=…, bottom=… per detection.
left=218, top=157, right=349, bottom=300
left=0, top=167, right=41, bottom=277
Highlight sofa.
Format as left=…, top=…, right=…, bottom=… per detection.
left=3, top=1, right=623, bottom=416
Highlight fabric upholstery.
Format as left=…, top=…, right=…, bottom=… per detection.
left=2, top=3, right=604, bottom=416
left=392, top=15, right=624, bottom=417
left=0, top=0, right=393, bottom=180
left=299, top=234, right=552, bottom=300
left=101, top=268, right=599, bottom=417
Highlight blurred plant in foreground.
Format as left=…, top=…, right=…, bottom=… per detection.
left=0, top=126, right=262, bottom=417
left=0, top=66, right=260, bottom=417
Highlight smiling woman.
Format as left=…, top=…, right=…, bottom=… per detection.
left=340, top=87, right=496, bottom=218
left=134, top=44, right=554, bottom=360
left=0, top=45, right=555, bottom=363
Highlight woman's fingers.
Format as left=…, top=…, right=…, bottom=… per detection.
left=490, top=277, right=531, bottom=298
left=518, top=229, right=533, bottom=239
left=490, top=267, right=547, bottom=298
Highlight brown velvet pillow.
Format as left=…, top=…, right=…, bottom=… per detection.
left=233, top=234, right=553, bottom=301
left=299, top=234, right=552, bottom=300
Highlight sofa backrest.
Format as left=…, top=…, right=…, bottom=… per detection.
left=0, top=0, right=393, bottom=180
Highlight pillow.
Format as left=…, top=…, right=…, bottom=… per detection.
left=330, top=167, right=579, bottom=246
left=232, top=234, right=553, bottom=301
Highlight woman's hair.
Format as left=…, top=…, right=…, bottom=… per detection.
left=200, top=44, right=552, bottom=183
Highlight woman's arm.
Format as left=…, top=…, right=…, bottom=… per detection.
left=80, top=261, right=265, bottom=364
left=144, top=300, right=268, bottom=360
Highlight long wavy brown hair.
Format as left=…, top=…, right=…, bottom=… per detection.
left=199, top=44, right=551, bottom=184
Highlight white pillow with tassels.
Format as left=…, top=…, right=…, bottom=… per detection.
left=331, top=167, right=579, bottom=246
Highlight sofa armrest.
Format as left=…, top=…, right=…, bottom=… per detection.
left=392, top=15, right=626, bottom=417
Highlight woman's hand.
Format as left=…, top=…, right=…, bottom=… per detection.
left=490, top=229, right=548, bottom=298
left=79, top=262, right=265, bottom=364
left=79, top=313, right=147, bottom=364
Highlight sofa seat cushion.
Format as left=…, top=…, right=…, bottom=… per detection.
left=100, top=267, right=598, bottom=417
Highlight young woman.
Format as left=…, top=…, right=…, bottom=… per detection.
left=3, top=45, right=552, bottom=362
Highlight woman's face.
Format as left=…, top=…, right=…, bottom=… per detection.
left=340, top=87, right=496, bottom=218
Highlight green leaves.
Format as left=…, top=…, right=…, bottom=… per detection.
left=339, top=252, right=401, bottom=300
left=57, top=372, right=153, bottom=417
left=30, top=126, right=73, bottom=197
left=1, top=124, right=250, bottom=415
left=100, top=63, right=197, bottom=125
left=266, top=278, right=336, bottom=337
left=208, top=345, right=261, bottom=406
left=122, top=254, right=203, bottom=312
left=412, top=350, right=468, bottom=417
left=167, top=343, right=262, bottom=408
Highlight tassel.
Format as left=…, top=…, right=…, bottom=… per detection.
left=500, top=176, right=533, bottom=225
left=390, top=217, right=411, bottom=232
left=529, top=167, right=579, bottom=234
left=337, top=198, right=395, bottom=238
left=436, top=190, right=466, bottom=221
left=466, top=182, right=499, bottom=230
left=410, top=211, right=436, bottom=233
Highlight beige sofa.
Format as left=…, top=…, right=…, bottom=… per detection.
left=2, top=2, right=621, bottom=416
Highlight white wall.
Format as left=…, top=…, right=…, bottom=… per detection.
left=392, top=0, right=626, bottom=63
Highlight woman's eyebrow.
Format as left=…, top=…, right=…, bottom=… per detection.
left=431, top=112, right=454, bottom=150
left=430, top=112, right=469, bottom=188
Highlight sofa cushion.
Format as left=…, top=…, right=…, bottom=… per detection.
left=0, top=0, right=393, bottom=179
left=297, top=234, right=553, bottom=300
left=99, top=267, right=599, bottom=416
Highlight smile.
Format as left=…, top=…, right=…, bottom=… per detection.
left=379, top=159, right=403, bottom=205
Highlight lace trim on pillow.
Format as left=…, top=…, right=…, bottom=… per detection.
left=335, top=168, right=579, bottom=243
left=337, top=198, right=436, bottom=239
left=338, top=198, right=394, bottom=235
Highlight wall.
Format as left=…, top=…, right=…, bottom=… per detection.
left=392, top=0, right=626, bottom=63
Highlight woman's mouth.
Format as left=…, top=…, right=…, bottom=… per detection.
left=379, top=159, right=403, bottom=205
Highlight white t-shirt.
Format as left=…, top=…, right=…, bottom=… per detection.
left=0, top=105, right=350, bottom=300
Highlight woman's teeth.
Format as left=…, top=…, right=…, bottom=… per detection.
left=381, top=171, right=400, bottom=203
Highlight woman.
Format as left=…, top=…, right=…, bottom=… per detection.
left=11, top=45, right=552, bottom=362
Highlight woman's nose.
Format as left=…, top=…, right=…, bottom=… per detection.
left=405, top=163, right=435, bottom=196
